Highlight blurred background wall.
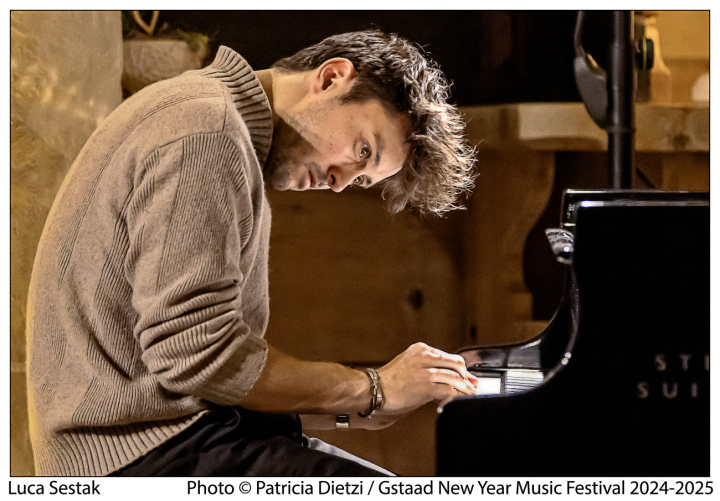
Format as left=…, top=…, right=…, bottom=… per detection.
left=10, top=11, right=124, bottom=476
left=10, top=10, right=709, bottom=476
left=157, top=10, right=709, bottom=106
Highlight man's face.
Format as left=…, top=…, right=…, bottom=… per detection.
left=264, top=95, right=411, bottom=192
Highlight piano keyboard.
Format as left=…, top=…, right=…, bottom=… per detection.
left=470, top=369, right=544, bottom=395
left=503, top=370, right=545, bottom=393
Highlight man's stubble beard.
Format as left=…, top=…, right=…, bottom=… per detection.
left=263, top=113, right=313, bottom=191
left=264, top=100, right=336, bottom=191
left=263, top=118, right=296, bottom=190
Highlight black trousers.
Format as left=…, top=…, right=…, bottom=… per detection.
left=110, top=407, right=393, bottom=476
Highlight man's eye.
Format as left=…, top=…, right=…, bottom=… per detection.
left=360, top=144, right=371, bottom=159
left=353, top=176, right=364, bottom=186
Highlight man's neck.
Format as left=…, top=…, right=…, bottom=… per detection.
left=255, top=69, right=311, bottom=128
left=254, top=68, right=311, bottom=181
left=254, top=69, right=275, bottom=115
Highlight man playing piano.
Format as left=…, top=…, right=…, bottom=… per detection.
left=26, top=30, right=478, bottom=476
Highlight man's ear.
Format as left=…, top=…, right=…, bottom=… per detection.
left=313, top=58, right=356, bottom=94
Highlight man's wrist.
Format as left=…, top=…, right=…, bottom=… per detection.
left=357, top=368, right=383, bottom=418
left=337, top=365, right=375, bottom=414
left=333, top=366, right=380, bottom=426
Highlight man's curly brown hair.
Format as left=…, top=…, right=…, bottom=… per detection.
left=272, top=30, right=477, bottom=217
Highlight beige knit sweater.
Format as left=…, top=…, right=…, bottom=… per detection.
left=26, top=47, right=273, bottom=476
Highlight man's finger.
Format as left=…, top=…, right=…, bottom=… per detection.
left=423, top=348, right=471, bottom=379
left=427, top=369, right=476, bottom=395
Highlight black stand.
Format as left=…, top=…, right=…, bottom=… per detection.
left=607, top=11, right=635, bottom=189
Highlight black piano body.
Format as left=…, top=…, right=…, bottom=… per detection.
left=436, top=190, right=710, bottom=476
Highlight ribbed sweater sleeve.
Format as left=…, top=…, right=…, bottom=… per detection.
left=126, top=133, right=268, bottom=405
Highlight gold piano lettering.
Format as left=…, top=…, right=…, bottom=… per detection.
left=662, top=382, right=678, bottom=399
left=637, top=381, right=704, bottom=399
left=655, top=354, right=667, bottom=371
left=680, top=354, right=692, bottom=370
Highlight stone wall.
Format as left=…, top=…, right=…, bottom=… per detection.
left=10, top=11, right=123, bottom=476
left=656, top=11, right=710, bottom=103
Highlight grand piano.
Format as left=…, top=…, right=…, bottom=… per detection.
left=437, top=11, right=710, bottom=476
left=436, top=189, right=710, bottom=476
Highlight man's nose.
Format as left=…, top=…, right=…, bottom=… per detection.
left=327, top=166, right=358, bottom=193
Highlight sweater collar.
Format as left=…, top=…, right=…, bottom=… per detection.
left=199, top=46, right=273, bottom=167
